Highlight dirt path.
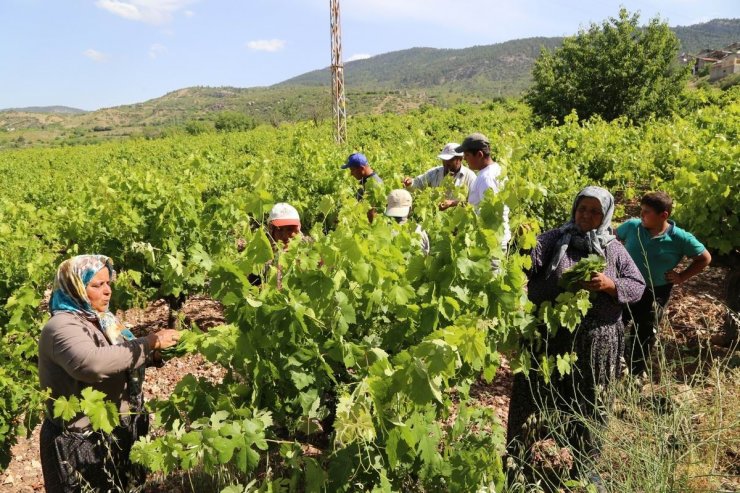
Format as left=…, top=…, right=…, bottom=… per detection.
left=1, top=266, right=733, bottom=492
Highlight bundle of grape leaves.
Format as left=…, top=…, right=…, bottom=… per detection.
left=558, top=254, right=607, bottom=291
left=160, top=328, right=202, bottom=360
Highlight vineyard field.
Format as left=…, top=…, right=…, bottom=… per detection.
left=0, top=86, right=737, bottom=491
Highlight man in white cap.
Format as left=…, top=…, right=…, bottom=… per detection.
left=439, top=133, right=511, bottom=250
left=249, top=202, right=305, bottom=288
left=268, top=202, right=303, bottom=246
left=403, top=143, right=476, bottom=193
left=385, top=189, right=430, bottom=255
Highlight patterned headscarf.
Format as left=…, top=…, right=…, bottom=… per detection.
left=49, top=255, right=133, bottom=344
left=546, top=186, right=616, bottom=278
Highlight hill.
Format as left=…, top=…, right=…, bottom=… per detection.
left=1, top=18, right=738, bottom=148
left=0, top=106, right=86, bottom=115
left=279, top=37, right=563, bottom=95
left=673, top=18, right=740, bottom=54
left=281, top=19, right=740, bottom=89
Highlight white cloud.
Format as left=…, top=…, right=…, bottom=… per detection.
left=184, top=9, right=194, bottom=17
left=149, top=43, right=168, bottom=59
left=95, top=0, right=197, bottom=25
left=246, top=39, right=287, bottom=52
left=346, top=53, right=372, bottom=62
left=83, top=49, right=109, bottom=62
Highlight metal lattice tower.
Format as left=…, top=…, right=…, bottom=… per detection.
left=330, top=0, right=347, bottom=143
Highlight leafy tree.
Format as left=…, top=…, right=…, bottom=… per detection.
left=214, top=111, right=256, bottom=132
left=184, top=119, right=212, bottom=136
left=526, top=8, right=689, bottom=124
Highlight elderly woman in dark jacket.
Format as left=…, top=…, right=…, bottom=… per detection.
left=38, top=255, right=180, bottom=493
left=506, top=187, right=645, bottom=485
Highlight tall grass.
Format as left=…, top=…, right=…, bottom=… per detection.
left=504, top=324, right=739, bottom=493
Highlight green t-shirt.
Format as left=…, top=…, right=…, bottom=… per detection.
left=616, top=218, right=706, bottom=288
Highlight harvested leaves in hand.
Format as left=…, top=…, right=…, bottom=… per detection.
left=558, top=254, right=606, bottom=291
left=160, top=328, right=202, bottom=360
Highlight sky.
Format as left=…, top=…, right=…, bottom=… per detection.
left=0, top=0, right=736, bottom=111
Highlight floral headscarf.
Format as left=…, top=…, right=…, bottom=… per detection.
left=49, top=255, right=132, bottom=344
left=546, top=186, right=616, bottom=278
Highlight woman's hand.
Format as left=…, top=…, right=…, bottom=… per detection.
left=581, top=272, right=617, bottom=296
left=147, top=329, right=181, bottom=350
left=439, top=199, right=459, bottom=211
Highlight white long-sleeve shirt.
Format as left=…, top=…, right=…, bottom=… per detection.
left=468, top=162, right=511, bottom=249
left=409, top=165, right=477, bottom=191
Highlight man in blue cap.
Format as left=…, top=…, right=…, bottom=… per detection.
left=341, top=152, right=383, bottom=201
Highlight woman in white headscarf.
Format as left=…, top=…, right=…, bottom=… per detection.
left=506, top=187, right=645, bottom=487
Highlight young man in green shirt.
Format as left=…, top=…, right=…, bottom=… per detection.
left=617, top=191, right=712, bottom=375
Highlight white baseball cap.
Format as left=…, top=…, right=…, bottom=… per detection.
left=385, top=189, right=413, bottom=218
left=437, top=143, right=464, bottom=160
left=268, top=203, right=301, bottom=227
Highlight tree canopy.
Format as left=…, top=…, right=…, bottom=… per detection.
left=526, top=8, right=689, bottom=124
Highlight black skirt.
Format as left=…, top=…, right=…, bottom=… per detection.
left=40, top=412, right=149, bottom=493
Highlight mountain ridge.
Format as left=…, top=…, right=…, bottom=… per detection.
left=1, top=18, right=737, bottom=147
left=0, top=106, right=86, bottom=115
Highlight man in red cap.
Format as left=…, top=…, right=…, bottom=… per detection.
left=268, top=202, right=302, bottom=246
left=249, top=203, right=304, bottom=289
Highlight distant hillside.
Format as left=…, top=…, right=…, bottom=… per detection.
left=281, top=19, right=740, bottom=90
left=280, top=37, right=563, bottom=95
left=0, top=85, right=459, bottom=147
left=0, top=106, right=86, bottom=114
left=1, top=18, right=737, bottom=149
left=673, top=18, right=740, bottom=54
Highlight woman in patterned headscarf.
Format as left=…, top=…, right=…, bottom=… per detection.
left=506, top=187, right=645, bottom=488
left=38, top=255, right=180, bottom=493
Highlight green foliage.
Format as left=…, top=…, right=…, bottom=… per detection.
left=130, top=409, right=273, bottom=475
left=718, top=72, right=740, bottom=90
left=214, top=112, right=257, bottom=133
left=527, top=8, right=690, bottom=124
left=0, top=81, right=735, bottom=488
left=558, top=254, right=607, bottom=291
left=184, top=119, right=213, bottom=136
left=160, top=326, right=204, bottom=360
left=661, top=89, right=740, bottom=254
left=52, top=387, right=119, bottom=434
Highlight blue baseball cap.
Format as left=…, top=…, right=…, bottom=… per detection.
left=341, top=152, right=369, bottom=169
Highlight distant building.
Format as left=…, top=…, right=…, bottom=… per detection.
left=691, top=43, right=740, bottom=80
left=693, top=49, right=727, bottom=73
left=710, top=52, right=740, bottom=81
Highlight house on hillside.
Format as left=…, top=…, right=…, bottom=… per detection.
left=692, top=49, right=727, bottom=73
left=690, top=44, right=740, bottom=80
left=710, top=51, right=740, bottom=81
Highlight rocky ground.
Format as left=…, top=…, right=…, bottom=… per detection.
left=1, top=265, right=735, bottom=492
